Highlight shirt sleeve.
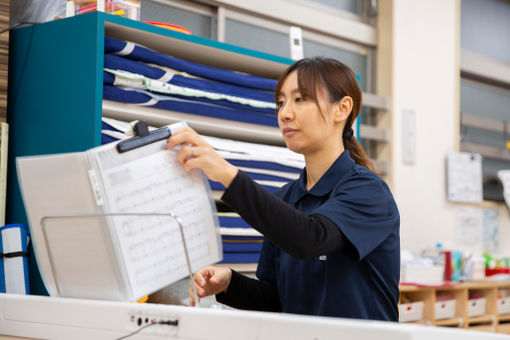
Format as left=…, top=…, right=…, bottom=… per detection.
left=220, top=170, right=351, bottom=259
left=312, top=172, right=400, bottom=261
left=215, top=269, right=281, bottom=312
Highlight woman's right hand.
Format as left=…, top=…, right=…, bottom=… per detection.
left=167, top=127, right=238, bottom=188
left=189, top=266, right=232, bottom=306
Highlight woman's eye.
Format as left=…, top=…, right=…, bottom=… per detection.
left=295, top=97, right=304, bottom=102
left=276, top=101, right=284, bottom=110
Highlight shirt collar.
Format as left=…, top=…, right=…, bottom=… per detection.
left=290, top=150, right=356, bottom=204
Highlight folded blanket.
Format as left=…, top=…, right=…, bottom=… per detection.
left=219, top=252, right=261, bottom=264
left=104, top=69, right=276, bottom=114
left=104, top=36, right=277, bottom=91
left=222, top=235, right=263, bottom=252
left=104, top=54, right=275, bottom=103
left=103, top=85, right=278, bottom=127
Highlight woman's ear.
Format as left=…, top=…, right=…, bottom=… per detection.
left=334, top=96, right=353, bottom=122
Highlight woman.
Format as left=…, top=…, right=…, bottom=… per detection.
left=167, top=57, right=400, bottom=321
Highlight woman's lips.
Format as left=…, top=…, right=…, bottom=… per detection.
left=282, top=128, right=298, bottom=137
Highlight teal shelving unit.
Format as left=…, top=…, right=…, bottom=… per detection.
left=6, top=12, right=292, bottom=295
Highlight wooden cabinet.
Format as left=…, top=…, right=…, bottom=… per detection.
left=400, top=282, right=510, bottom=333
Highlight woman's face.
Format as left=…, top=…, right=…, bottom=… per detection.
left=277, top=71, right=339, bottom=156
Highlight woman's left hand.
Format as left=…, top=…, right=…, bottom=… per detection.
left=167, top=127, right=238, bottom=187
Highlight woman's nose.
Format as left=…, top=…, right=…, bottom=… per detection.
left=278, top=103, right=294, bottom=120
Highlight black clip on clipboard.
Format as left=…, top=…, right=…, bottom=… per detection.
left=116, top=120, right=172, bottom=153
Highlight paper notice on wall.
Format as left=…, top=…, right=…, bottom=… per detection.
left=497, top=170, right=510, bottom=212
left=483, top=208, right=499, bottom=252
left=455, top=207, right=483, bottom=246
left=455, top=207, right=499, bottom=251
left=446, top=152, right=483, bottom=203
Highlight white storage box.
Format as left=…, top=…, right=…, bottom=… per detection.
left=401, top=264, right=444, bottom=285
left=498, top=296, right=510, bottom=315
left=435, top=299, right=456, bottom=320
left=467, top=297, right=486, bottom=317
left=399, top=301, right=424, bottom=322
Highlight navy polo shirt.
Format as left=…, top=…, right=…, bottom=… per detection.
left=256, top=150, right=400, bottom=321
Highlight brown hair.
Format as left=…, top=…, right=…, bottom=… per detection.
left=275, top=57, right=375, bottom=172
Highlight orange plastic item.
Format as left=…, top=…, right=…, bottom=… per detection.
left=137, top=296, right=149, bottom=303
left=143, top=21, right=192, bottom=35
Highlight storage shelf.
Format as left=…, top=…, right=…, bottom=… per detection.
left=461, top=48, right=510, bottom=89
left=468, top=324, right=496, bottom=332
left=461, top=112, right=506, bottom=134
left=363, top=92, right=390, bottom=111
left=399, top=282, right=510, bottom=333
left=435, top=318, right=462, bottom=327
left=400, top=285, right=436, bottom=292
left=104, top=18, right=291, bottom=79
left=467, top=315, right=496, bottom=324
left=403, top=320, right=432, bottom=326
left=359, top=124, right=389, bottom=142
left=497, top=323, right=510, bottom=334
left=461, top=141, right=510, bottom=162
left=102, top=100, right=286, bottom=146
left=498, top=314, right=510, bottom=322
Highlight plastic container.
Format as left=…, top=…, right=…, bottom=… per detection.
left=435, top=300, right=456, bottom=320
left=72, top=0, right=140, bottom=20
left=399, top=301, right=424, bottom=322
left=401, top=264, right=444, bottom=284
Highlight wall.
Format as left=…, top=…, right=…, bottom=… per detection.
left=382, top=0, right=510, bottom=256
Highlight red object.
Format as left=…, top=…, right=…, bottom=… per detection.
left=485, top=268, right=510, bottom=276
left=444, top=251, right=452, bottom=281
